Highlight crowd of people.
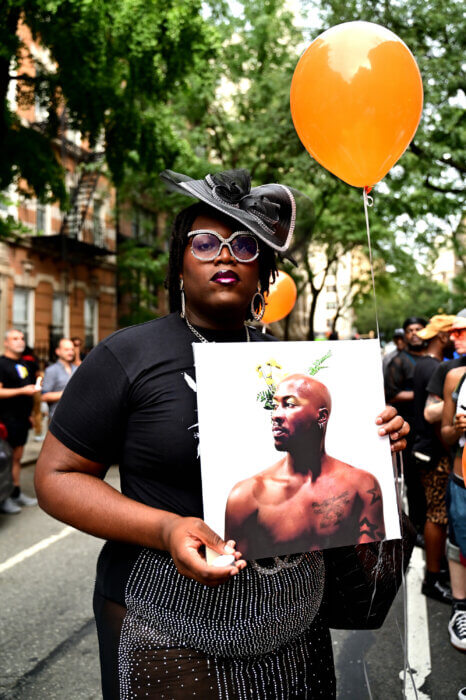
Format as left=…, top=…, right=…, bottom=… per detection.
left=0, top=331, right=84, bottom=514
left=0, top=164, right=464, bottom=695
left=383, top=312, right=466, bottom=652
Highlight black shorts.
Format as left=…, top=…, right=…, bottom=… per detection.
left=1, top=417, right=30, bottom=448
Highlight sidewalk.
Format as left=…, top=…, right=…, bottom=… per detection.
left=21, top=431, right=45, bottom=466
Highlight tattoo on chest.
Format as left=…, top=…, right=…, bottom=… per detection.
left=311, top=491, right=351, bottom=529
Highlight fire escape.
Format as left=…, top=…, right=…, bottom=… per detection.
left=59, top=155, right=108, bottom=254
left=28, top=118, right=112, bottom=260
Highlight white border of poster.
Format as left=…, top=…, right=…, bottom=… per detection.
left=194, top=339, right=401, bottom=559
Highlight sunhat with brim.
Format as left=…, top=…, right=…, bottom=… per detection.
left=417, top=315, right=456, bottom=340
left=160, top=169, right=296, bottom=262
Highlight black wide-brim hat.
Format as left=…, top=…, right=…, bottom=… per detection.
left=160, top=169, right=296, bottom=261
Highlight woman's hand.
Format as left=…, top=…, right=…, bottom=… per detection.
left=164, top=514, right=247, bottom=586
left=376, top=406, right=409, bottom=453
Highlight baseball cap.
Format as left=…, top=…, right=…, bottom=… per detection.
left=417, top=314, right=456, bottom=340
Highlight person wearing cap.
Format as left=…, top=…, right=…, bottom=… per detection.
left=385, top=316, right=428, bottom=537
left=34, top=169, right=408, bottom=698
left=411, top=315, right=456, bottom=603
left=440, top=314, right=466, bottom=651
left=425, top=308, right=466, bottom=425
left=382, top=328, right=406, bottom=373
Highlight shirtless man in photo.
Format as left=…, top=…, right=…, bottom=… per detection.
left=225, top=374, right=385, bottom=559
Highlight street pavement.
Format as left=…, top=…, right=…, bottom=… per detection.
left=1, top=439, right=465, bottom=699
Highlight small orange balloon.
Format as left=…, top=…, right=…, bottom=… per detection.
left=290, top=21, right=423, bottom=188
left=262, top=271, right=297, bottom=324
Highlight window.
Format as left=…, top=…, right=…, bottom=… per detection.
left=326, top=302, right=337, bottom=310
left=36, top=204, right=46, bottom=233
left=93, top=201, right=103, bottom=246
left=131, top=212, right=141, bottom=239
left=84, top=298, right=98, bottom=351
left=50, top=294, right=67, bottom=351
left=326, top=284, right=337, bottom=292
left=13, top=288, right=31, bottom=344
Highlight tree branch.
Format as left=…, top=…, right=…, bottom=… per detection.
left=9, top=74, right=37, bottom=83
left=411, top=141, right=466, bottom=175
left=424, top=176, right=465, bottom=195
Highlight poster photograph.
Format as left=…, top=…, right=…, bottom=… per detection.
left=194, top=339, right=401, bottom=561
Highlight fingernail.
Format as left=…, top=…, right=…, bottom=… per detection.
left=378, top=428, right=386, bottom=435
left=391, top=432, right=399, bottom=440
left=224, top=544, right=235, bottom=554
left=376, top=417, right=383, bottom=424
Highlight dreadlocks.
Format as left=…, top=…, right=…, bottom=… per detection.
left=166, top=202, right=278, bottom=316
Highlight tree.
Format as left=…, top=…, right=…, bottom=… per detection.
left=310, top=0, right=466, bottom=266
left=115, top=0, right=465, bottom=334
left=178, top=0, right=401, bottom=338
left=1, top=0, right=219, bottom=214
left=354, top=269, right=463, bottom=340
left=117, top=239, right=168, bottom=327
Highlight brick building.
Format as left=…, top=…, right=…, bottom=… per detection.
left=0, top=23, right=117, bottom=365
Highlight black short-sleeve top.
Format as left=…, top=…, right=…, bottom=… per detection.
left=50, top=313, right=276, bottom=602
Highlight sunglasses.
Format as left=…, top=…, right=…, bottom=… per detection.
left=187, top=230, right=259, bottom=262
left=450, top=328, right=466, bottom=339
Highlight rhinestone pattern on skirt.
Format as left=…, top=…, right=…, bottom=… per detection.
left=119, top=549, right=329, bottom=699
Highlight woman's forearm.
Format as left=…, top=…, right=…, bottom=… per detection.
left=35, top=435, right=181, bottom=550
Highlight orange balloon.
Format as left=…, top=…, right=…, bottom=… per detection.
left=262, top=271, right=297, bottom=324
left=290, top=21, right=423, bottom=188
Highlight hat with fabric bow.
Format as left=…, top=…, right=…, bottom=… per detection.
left=160, top=169, right=296, bottom=261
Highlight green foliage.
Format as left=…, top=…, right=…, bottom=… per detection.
left=311, top=0, right=466, bottom=256
left=256, top=350, right=332, bottom=409
left=308, top=351, right=331, bottom=376
left=256, top=388, right=276, bottom=410
left=354, top=270, right=464, bottom=339
left=117, top=239, right=168, bottom=327
left=1, top=0, right=218, bottom=216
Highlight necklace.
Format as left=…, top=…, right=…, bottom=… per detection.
left=184, top=316, right=250, bottom=343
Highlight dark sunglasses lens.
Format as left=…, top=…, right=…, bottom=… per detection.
left=231, top=234, right=258, bottom=261
left=192, top=233, right=220, bottom=259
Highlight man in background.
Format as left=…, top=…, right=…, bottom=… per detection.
left=383, top=328, right=406, bottom=373
left=225, top=374, right=385, bottom=559
left=424, top=308, right=466, bottom=425
left=412, top=315, right=456, bottom=603
left=0, top=329, right=38, bottom=514
left=41, top=338, right=77, bottom=422
left=385, top=316, right=427, bottom=539
left=71, top=336, right=84, bottom=367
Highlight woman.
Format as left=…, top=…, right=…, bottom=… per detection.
left=35, top=169, right=408, bottom=699
left=441, top=315, right=466, bottom=652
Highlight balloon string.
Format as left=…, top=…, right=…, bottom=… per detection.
left=363, top=187, right=380, bottom=340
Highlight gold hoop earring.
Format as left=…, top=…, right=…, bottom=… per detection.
left=180, top=279, right=186, bottom=319
left=250, top=290, right=265, bottom=322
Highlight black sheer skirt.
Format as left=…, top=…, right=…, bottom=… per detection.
left=93, top=550, right=335, bottom=699
left=94, top=591, right=335, bottom=699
